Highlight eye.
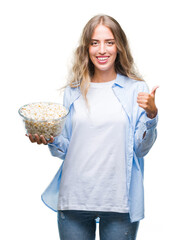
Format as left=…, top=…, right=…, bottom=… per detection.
left=90, top=41, right=99, bottom=46
left=106, top=41, right=115, bottom=46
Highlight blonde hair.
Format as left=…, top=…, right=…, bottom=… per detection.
left=67, top=14, right=143, bottom=102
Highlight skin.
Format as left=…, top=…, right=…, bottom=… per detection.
left=27, top=134, right=54, bottom=144
left=88, top=24, right=117, bottom=83
left=137, top=85, right=159, bottom=119
left=27, top=24, right=158, bottom=144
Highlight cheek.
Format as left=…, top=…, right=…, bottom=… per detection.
left=110, top=47, right=118, bottom=58
left=88, top=47, right=95, bottom=59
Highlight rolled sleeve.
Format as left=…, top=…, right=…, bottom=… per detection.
left=145, top=114, right=158, bottom=130
left=134, top=112, right=158, bottom=158
left=48, top=135, right=69, bottom=160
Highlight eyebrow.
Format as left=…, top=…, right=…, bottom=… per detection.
left=91, top=38, right=115, bottom=41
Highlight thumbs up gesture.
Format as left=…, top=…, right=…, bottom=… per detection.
left=137, top=86, right=159, bottom=119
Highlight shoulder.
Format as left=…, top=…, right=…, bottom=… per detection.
left=63, top=85, right=81, bottom=108
left=64, top=85, right=80, bottom=94
left=122, top=75, right=149, bottom=93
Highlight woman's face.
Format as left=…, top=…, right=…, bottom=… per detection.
left=88, top=24, right=117, bottom=74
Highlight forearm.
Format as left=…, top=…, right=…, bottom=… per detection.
left=134, top=114, right=158, bottom=158
left=48, top=134, right=69, bottom=160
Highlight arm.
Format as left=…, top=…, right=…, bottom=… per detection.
left=134, top=83, right=158, bottom=158
left=134, top=112, right=158, bottom=158
left=27, top=129, right=69, bottom=160
left=48, top=86, right=71, bottom=160
left=26, top=86, right=72, bottom=160
left=48, top=134, right=69, bottom=160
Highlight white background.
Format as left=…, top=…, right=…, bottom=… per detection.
left=0, top=0, right=177, bottom=239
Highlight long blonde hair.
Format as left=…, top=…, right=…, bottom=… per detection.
left=67, top=14, right=143, bottom=102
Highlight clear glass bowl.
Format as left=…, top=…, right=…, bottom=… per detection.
left=18, top=102, right=69, bottom=140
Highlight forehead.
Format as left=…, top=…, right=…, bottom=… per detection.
left=91, top=24, right=114, bottom=39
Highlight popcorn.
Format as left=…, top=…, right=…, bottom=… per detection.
left=18, top=102, right=69, bottom=139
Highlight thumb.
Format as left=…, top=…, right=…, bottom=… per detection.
left=150, top=85, right=159, bottom=96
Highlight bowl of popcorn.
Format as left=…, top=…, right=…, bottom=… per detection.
left=18, top=102, right=69, bottom=140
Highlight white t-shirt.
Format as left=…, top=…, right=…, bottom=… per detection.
left=57, top=80, right=129, bottom=213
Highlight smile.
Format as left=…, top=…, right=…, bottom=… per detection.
left=96, top=56, right=109, bottom=64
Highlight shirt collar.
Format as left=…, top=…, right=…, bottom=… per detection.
left=114, top=73, right=127, bottom=88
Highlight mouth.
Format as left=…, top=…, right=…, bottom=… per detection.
left=96, top=56, right=109, bottom=64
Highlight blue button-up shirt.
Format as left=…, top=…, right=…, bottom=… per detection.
left=41, top=73, right=158, bottom=223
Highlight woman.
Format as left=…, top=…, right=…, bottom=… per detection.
left=28, top=15, right=158, bottom=240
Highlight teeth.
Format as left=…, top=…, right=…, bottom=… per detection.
left=97, top=57, right=108, bottom=60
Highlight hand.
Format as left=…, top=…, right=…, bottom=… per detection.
left=137, top=85, right=159, bottom=119
left=26, top=134, right=54, bottom=145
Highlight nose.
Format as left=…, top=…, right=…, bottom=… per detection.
left=99, top=42, right=106, bottom=55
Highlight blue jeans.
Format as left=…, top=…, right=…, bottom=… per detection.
left=57, top=210, right=139, bottom=240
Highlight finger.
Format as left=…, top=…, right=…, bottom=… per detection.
left=150, top=85, right=159, bottom=96
left=137, top=92, right=148, bottom=97
left=137, top=96, right=149, bottom=102
left=48, top=136, right=54, bottom=144
left=137, top=98, right=148, bottom=104
left=28, top=134, right=35, bottom=143
left=34, top=134, right=42, bottom=144
left=138, top=103, right=147, bottom=110
left=40, top=135, right=47, bottom=145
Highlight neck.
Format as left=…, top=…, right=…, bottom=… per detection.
left=91, top=70, right=117, bottom=83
